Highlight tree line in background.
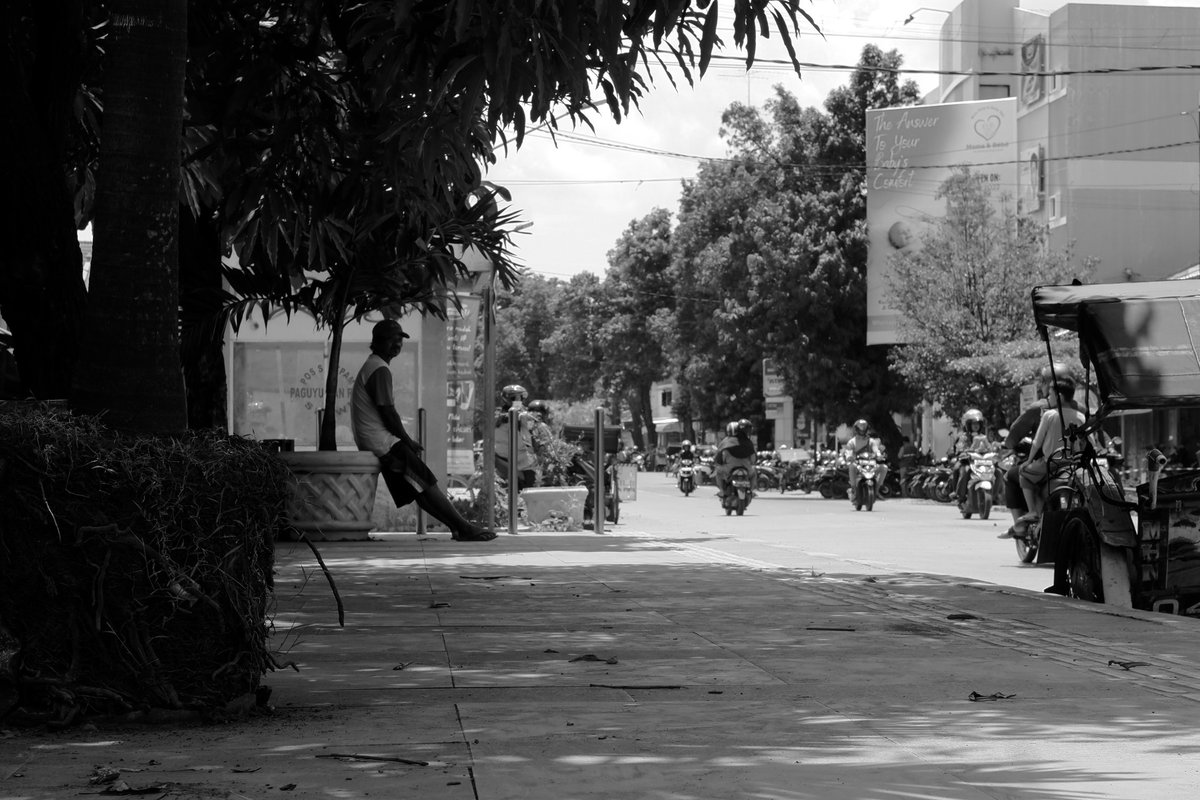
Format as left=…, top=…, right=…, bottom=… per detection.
left=489, top=46, right=1094, bottom=454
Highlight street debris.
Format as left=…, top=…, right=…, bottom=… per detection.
left=316, top=753, right=429, bottom=766
left=570, top=654, right=618, bottom=664
left=1108, top=660, right=1152, bottom=671
left=947, top=613, right=978, bottom=621
left=968, top=691, right=1016, bottom=701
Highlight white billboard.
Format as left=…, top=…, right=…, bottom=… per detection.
left=865, top=98, right=1018, bottom=345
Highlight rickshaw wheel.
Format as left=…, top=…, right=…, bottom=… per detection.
left=1063, top=517, right=1104, bottom=604
left=1014, top=531, right=1036, bottom=564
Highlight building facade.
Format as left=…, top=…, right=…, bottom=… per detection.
left=920, top=0, right=1200, bottom=483
left=927, top=0, right=1200, bottom=282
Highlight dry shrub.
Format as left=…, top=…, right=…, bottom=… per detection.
left=0, top=402, right=292, bottom=725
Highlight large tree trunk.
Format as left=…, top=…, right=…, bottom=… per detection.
left=179, top=207, right=227, bottom=431
left=0, top=1, right=89, bottom=399
left=72, top=0, right=188, bottom=433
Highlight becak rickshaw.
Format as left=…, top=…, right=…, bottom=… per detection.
left=1025, top=280, right=1200, bottom=614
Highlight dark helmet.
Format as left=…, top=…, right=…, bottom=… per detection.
left=501, top=384, right=528, bottom=405
left=736, top=418, right=752, bottom=436
left=527, top=399, right=550, bottom=418
left=853, top=419, right=869, bottom=435
left=961, top=408, right=985, bottom=432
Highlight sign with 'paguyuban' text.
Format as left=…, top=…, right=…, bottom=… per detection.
left=865, top=98, right=1017, bottom=345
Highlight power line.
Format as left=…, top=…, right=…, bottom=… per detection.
left=695, top=50, right=1200, bottom=79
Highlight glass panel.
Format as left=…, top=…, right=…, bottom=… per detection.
left=232, top=342, right=417, bottom=449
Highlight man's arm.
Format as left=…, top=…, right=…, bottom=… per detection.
left=366, top=368, right=421, bottom=451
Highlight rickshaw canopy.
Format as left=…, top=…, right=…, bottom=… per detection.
left=1032, top=281, right=1200, bottom=413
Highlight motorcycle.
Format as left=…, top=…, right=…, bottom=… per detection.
left=779, top=459, right=814, bottom=493
left=755, top=455, right=781, bottom=492
left=695, top=452, right=715, bottom=485
left=876, top=467, right=902, bottom=499
left=959, top=451, right=998, bottom=519
left=721, top=465, right=753, bottom=516
left=677, top=456, right=696, bottom=496
left=924, top=458, right=956, bottom=503
left=816, top=459, right=849, bottom=499
left=851, top=455, right=883, bottom=511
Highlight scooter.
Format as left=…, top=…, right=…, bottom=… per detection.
left=816, top=460, right=849, bottom=499
left=851, top=455, right=882, bottom=511
left=677, top=456, right=696, bottom=496
left=959, top=451, right=998, bottom=519
left=721, top=465, right=753, bottom=516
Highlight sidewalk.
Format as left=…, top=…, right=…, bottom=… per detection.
left=5, top=527, right=1200, bottom=799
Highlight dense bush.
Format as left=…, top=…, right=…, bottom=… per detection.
left=0, top=403, right=292, bottom=724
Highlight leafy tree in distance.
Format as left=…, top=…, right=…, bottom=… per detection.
left=599, top=209, right=676, bottom=452
left=668, top=45, right=922, bottom=444
left=887, top=166, right=1094, bottom=427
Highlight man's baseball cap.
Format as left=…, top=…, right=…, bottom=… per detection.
left=372, top=319, right=410, bottom=342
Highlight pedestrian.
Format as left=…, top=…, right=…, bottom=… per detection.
left=351, top=319, right=496, bottom=541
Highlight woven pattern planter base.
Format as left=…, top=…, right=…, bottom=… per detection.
left=280, top=451, right=381, bottom=540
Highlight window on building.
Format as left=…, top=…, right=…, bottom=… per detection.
left=660, top=389, right=673, bottom=407
left=980, top=84, right=1010, bottom=100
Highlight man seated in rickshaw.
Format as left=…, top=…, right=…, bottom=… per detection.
left=1016, top=374, right=1087, bottom=523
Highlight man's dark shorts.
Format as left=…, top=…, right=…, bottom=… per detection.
left=379, top=441, right=437, bottom=507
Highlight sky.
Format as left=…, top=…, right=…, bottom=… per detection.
left=485, top=0, right=1193, bottom=282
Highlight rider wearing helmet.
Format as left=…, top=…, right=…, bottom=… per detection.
left=495, top=384, right=538, bottom=489
left=674, top=438, right=697, bottom=473
left=714, top=419, right=756, bottom=499
left=998, top=363, right=1071, bottom=536
left=953, top=408, right=990, bottom=505
left=526, top=399, right=556, bottom=477
left=843, top=419, right=887, bottom=503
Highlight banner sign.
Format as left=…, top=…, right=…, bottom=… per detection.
left=865, top=98, right=1018, bottom=344
left=446, top=296, right=482, bottom=476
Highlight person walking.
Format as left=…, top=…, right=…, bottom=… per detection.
left=351, top=319, right=496, bottom=541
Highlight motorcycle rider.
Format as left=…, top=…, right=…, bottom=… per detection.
left=676, top=439, right=697, bottom=469
left=495, top=384, right=538, bottom=489
left=953, top=409, right=991, bottom=506
left=997, top=363, right=1068, bottom=538
left=714, top=419, right=756, bottom=500
left=843, top=419, right=887, bottom=501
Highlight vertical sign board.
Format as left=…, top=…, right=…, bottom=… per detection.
left=865, top=98, right=1018, bottom=345
left=446, top=296, right=481, bottom=476
left=762, top=358, right=787, bottom=399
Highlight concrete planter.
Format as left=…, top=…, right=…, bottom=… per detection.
left=279, top=451, right=381, bottom=541
left=521, top=486, right=589, bottom=528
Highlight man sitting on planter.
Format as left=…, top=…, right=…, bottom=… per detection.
left=352, top=319, right=497, bottom=542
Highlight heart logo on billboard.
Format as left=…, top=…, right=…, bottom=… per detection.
left=974, top=113, right=1001, bottom=141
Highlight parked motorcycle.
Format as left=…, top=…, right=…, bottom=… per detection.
left=779, top=460, right=814, bottom=493
left=755, top=455, right=780, bottom=492
left=677, top=456, right=696, bottom=496
left=925, top=458, right=956, bottom=503
left=959, top=451, right=999, bottom=519
left=876, top=467, right=902, bottom=499
left=816, top=460, right=849, bottom=500
left=721, top=465, right=753, bottom=516
left=851, top=455, right=883, bottom=511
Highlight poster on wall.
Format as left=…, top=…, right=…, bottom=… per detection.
left=446, top=296, right=482, bottom=476
left=865, top=97, right=1018, bottom=345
